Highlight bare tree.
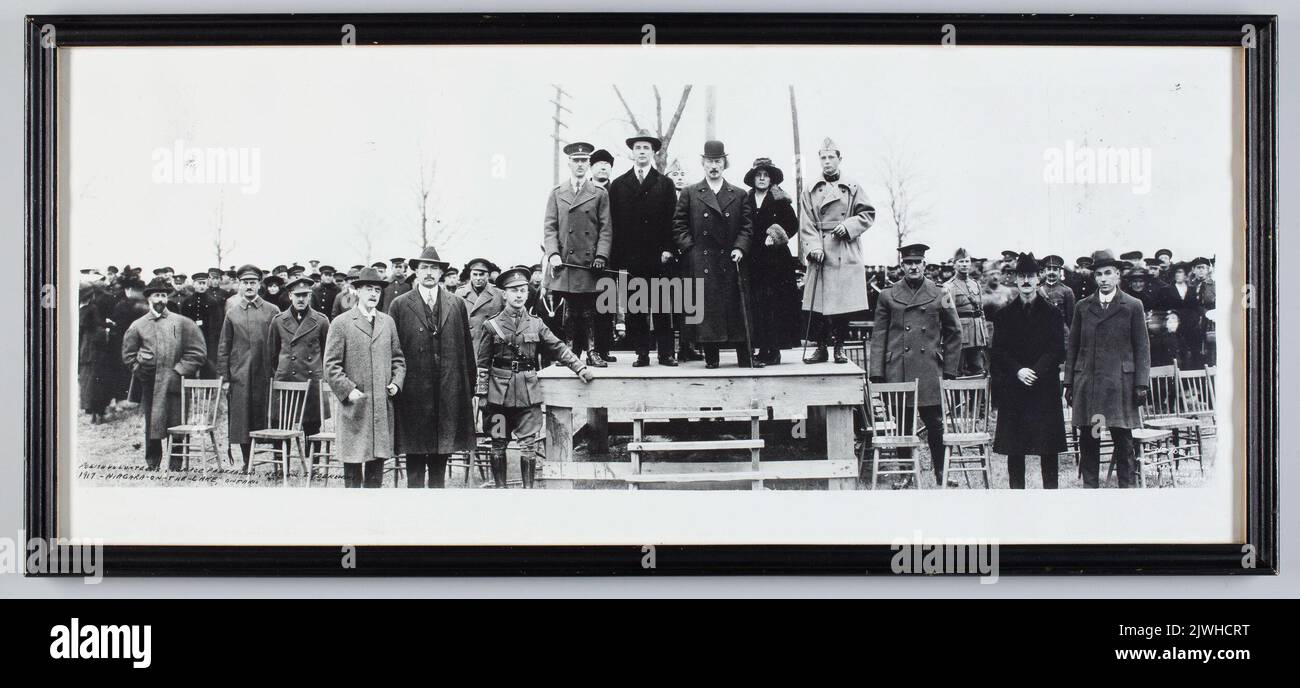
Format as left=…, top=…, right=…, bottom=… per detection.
left=352, top=212, right=381, bottom=266
left=878, top=146, right=933, bottom=249
left=211, top=193, right=235, bottom=268
left=414, top=150, right=436, bottom=251
left=612, top=85, right=692, bottom=169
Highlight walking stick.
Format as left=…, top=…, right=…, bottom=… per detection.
left=800, top=261, right=822, bottom=361
left=735, top=260, right=756, bottom=368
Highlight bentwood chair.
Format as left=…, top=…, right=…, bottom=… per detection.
left=306, top=384, right=343, bottom=487
left=866, top=380, right=923, bottom=489
left=940, top=378, right=993, bottom=489
left=247, top=380, right=311, bottom=486
left=166, top=377, right=225, bottom=471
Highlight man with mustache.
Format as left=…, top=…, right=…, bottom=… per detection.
left=121, top=277, right=207, bottom=470
left=267, top=276, right=330, bottom=451
left=943, top=248, right=988, bottom=376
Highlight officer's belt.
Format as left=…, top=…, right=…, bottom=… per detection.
left=957, top=312, right=983, bottom=319
left=492, top=358, right=537, bottom=372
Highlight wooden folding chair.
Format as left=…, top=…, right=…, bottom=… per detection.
left=940, top=378, right=993, bottom=489
left=166, top=376, right=224, bottom=471
left=247, top=380, right=311, bottom=486
left=306, top=383, right=343, bottom=486
left=866, top=380, right=923, bottom=489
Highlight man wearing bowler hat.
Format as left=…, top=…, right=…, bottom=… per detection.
left=219, top=264, right=281, bottom=470
left=1065, top=249, right=1151, bottom=488
left=543, top=141, right=614, bottom=367
left=609, top=128, right=679, bottom=367
left=671, top=139, right=755, bottom=368
left=389, top=247, right=477, bottom=488
left=869, top=243, right=962, bottom=486
left=267, top=276, right=330, bottom=445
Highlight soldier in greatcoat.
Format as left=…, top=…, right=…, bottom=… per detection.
left=455, top=257, right=505, bottom=341
left=179, top=272, right=226, bottom=377
left=218, top=264, right=281, bottom=470
left=266, top=277, right=330, bottom=446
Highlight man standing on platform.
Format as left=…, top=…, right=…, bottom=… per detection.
left=609, top=129, right=679, bottom=367
left=670, top=140, right=755, bottom=368
left=1065, top=250, right=1151, bottom=489
left=389, top=247, right=477, bottom=489
left=543, top=141, right=614, bottom=367
left=798, top=137, right=874, bottom=364
left=218, top=264, right=281, bottom=470
left=869, top=243, right=962, bottom=487
left=943, top=248, right=988, bottom=376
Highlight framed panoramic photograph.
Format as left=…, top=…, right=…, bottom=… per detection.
left=25, top=13, right=1277, bottom=576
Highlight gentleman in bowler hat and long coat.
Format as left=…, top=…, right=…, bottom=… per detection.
left=218, top=264, right=281, bottom=470
left=1064, top=249, right=1151, bottom=488
left=389, top=247, right=477, bottom=488
left=324, top=267, right=407, bottom=488
left=670, top=139, right=755, bottom=368
left=543, top=141, right=615, bottom=367
left=869, top=243, right=962, bottom=486
left=989, top=253, right=1067, bottom=489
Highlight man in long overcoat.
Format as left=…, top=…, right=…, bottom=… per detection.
left=543, top=141, right=614, bottom=366
left=390, top=247, right=476, bottom=488
left=989, top=254, right=1067, bottom=489
left=179, top=272, right=226, bottom=377
left=799, top=137, right=874, bottom=364
left=218, top=264, right=281, bottom=470
left=455, top=258, right=505, bottom=341
left=869, top=243, right=962, bottom=485
left=324, top=267, right=406, bottom=488
left=1064, top=250, right=1152, bottom=488
left=670, top=139, right=755, bottom=368
left=609, top=129, right=679, bottom=367
left=121, top=277, right=207, bottom=470
left=266, top=277, right=330, bottom=445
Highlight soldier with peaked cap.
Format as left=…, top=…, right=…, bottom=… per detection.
left=378, top=259, right=413, bottom=313
left=311, top=265, right=341, bottom=317
left=219, top=264, right=281, bottom=470
left=267, top=277, right=330, bottom=444
left=331, top=270, right=361, bottom=319
left=474, top=267, right=593, bottom=488
left=1039, top=254, right=1076, bottom=328
left=1191, top=256, right=1216, bottom=364
left=1067, top=255, right=1096, bottom=302
left=869, top=243, right=962, bottom=486
left=179, top=271, right=226, bottom=377
left=324, top=267, right=406, bottom=488
left=456, top=257, right=505, bottom=340
left=121, top=277, right=208, bottom=470
left=799, top=137, right=874, bottom=364
left=943, top=247, right=989, bottom=376
left=388, top=247, right=476, bottom=488
left=1065, top=250, right=1151, bottom=488
left=671, top=139, right=756, bottom=368
left=543, top=140, right=615, bottom=367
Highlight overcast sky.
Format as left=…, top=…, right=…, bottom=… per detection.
left=64, top=44, right=1237, bottom=274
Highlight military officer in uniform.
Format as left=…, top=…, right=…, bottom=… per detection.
left=942, top=247, right=988, bottom=376
left=474, top=267, right=594, bottom=488
left=456, top=257, right=505, bottom=340
left=178, top=271, right=225, bottom=377
left=1039, top=254, right=1076, bottom=331
left=869, top=243, right=962, bottom=487
left=543, top=141, right=614, bottom=367
left=1067, top=256, right=1096, bottom=302
left=267, top=277, right=330, bottom=442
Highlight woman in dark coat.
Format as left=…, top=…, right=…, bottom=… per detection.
left=78, top=285, right=115, bottom=421
left=742, top=157, right=802, bottom=364
left=989, top=254, right=1067, bottom=489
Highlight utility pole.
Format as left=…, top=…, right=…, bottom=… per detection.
left=549, top=85, right=572, bottom=186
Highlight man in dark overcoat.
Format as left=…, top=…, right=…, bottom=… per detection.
left=989, top=254, right=1067, bottom=489
left=389, top=247, right=477, bottom=488
left=670, top=140, right=755, bottom=368
left=179, top=272, right=226, bottom=377
left=1064, top=250, right=1152, bottom=488
left=266, top=277, right=330, bottom=444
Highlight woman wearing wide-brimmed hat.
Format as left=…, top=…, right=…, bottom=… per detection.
left=742, top=157, right=802, bottom=365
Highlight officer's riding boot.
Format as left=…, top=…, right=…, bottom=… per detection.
left=520, top=457, right=535, bottom=489
left=490, top=448, right=508, bottom=488
left=585, top=319, right=607, bottom=367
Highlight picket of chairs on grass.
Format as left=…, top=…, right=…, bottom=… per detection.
left=166, top=377, right=225, bottom=471
left=247, top=380, right=311, bottom=486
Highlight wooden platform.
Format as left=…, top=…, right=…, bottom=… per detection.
left=538, top=350, right=865, bottom=489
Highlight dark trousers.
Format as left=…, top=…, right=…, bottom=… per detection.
left=896, top=404, right=946, bottom=481
left=559, top=292, right=598, bottom=353
left=814, top=313, right=850, bottom=345
left=959, top=346, right=987, bottom=377
left=703, top=343, right=752, bottom=367
left=595, top=311, right=615, bottom=356
left=1008, top=453, right=1059, bottom=489
left=1079, top=427, right=1136, bottom=488
left=405, top=453, right=448, bottom=488
left=145, top=439, right=181, bottom=471
left=343, top=458, right=385, bottom=488
left=627, top=310, right=674, bottom=358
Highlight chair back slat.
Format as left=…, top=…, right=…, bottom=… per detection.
left=867, top=379, right=918, bottom=439
left=942, top=377, right=990, bottom=434
left=1142, top=364, right=1181, bottom=419
left=1178, top=368, right=1215, bottom=417
left=179, top=377, right=224, bottom=426
left=319, top=383, right=339, bottom=433
left=267, top=379, right=312, bottom=431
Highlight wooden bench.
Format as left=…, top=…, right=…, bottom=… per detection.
left=626, top=408, right=765, bottom=490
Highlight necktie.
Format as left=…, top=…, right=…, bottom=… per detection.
left=637, top=168, right=645, bottom=184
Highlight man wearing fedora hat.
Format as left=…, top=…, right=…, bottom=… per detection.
left=388, top=247, right=477, bottom=488
left=267, top=277, right=330, bottom=446
left=219, top=264, right=282, bottom=470
left=1065, top=249, right=1151, bottom=488
left=671, top=139, right=756, bottom=368
left=543, top=141, right=614, bottom=367
left=324, top=267, right=407, bottom=488
left=609, top=129, right=679, bottom=367
left=121, top=277, right=208, bottom=470
left=799, top=137, right=874, bottom=364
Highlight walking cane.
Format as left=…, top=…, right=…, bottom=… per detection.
left=800, top=262, right=822, bottom=361
left=735, top=261, right=756, bottom=368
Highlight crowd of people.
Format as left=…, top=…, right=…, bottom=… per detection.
left=77, top=132, right=1218, bottom=490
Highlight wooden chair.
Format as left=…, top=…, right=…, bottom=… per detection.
left=940, top=378, right=993, bottom=489
left=445, top=398, right=495, bottom=487
left=247, top=380, right=311, bottom=486
left=866, top=380, right=923, bottom=489
left=1179, top=366, right=1216, bottom=437
left=1131, top=406, right=1176, bottom=488
left=306, top=383, right=343, bottom=487
left=1141, top=364, right=1204, bottom=479
left=166, top=376, right=224, bottom=471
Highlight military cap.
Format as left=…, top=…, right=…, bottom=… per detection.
left=344, top=269, right=361, bottom=281
left=370, top=261, right=387, bottom=269
left=288, top=264, right=306, bottom=276
left=1000, top=250, right=1018, bottom=259
left=443, top=266, right=460, bottom=276
left=1119, top=250, right=1143, bottom=261
left=309, top=272, right=321, bottom=281
left=190, top=272, right=210, bottom=281
left=319, top=265, right=336, bottom=275
left=350, top=264, right=365, bottom=272
left=563, top=141, right=595, bottom=159
left=106, top=265, right=119, bottom=273
left=495, top=266, right=531, bottom=290
left=1041, top=255, right=1065, bottom=268
left=285, top=277, right=314, bottom=294
left=1144, top=258, right=1162, bottom=267
left=953, top=247, right=970, bottom=261
left=224, top=269, right=238, bottom=278
left=1123, top=268, right=1149, bottom=282
left=1190, top=256, right=1212, bottom=268
left=625, top=129, right=663, bottom=152
left=463, top=258, right=493, bottom=275
left=1075, top=256, right=1094, bottom=268
left=152, top=266, right=173, bottom=275
left=272, top=264, right=288, bottom=273
left=898, top=243, right=930, bottom=260
left=236, top=264, right=263, bottom=281
left=390, top=257, right=406, bottom=266
left=590, top=148, right=615, bottom=166
left=1155, top=248, right=1173, bottom=260
left=818, top=137, right=840, bottom=156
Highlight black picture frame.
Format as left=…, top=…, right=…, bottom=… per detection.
left=25, top=12, right=1278, bottom=576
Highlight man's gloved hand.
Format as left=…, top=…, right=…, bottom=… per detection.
left=808, top=250, right=825, bottom=264
left=1135, top=385, right=1149, bottom=405
left=592, top=256, right=607, bottom=270
left=869, top=375, right=886, bottom=384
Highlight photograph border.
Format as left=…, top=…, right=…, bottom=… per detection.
left=25, top=12, right=1278, bottom=576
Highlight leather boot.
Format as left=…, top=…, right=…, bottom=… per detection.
left=803, top=344, right=829, bottom=364
left=833, top=339, right=849, bottom=364
left=520, top=457, right=535, bottom=489
left=490, top=448, right=508, bottom=488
